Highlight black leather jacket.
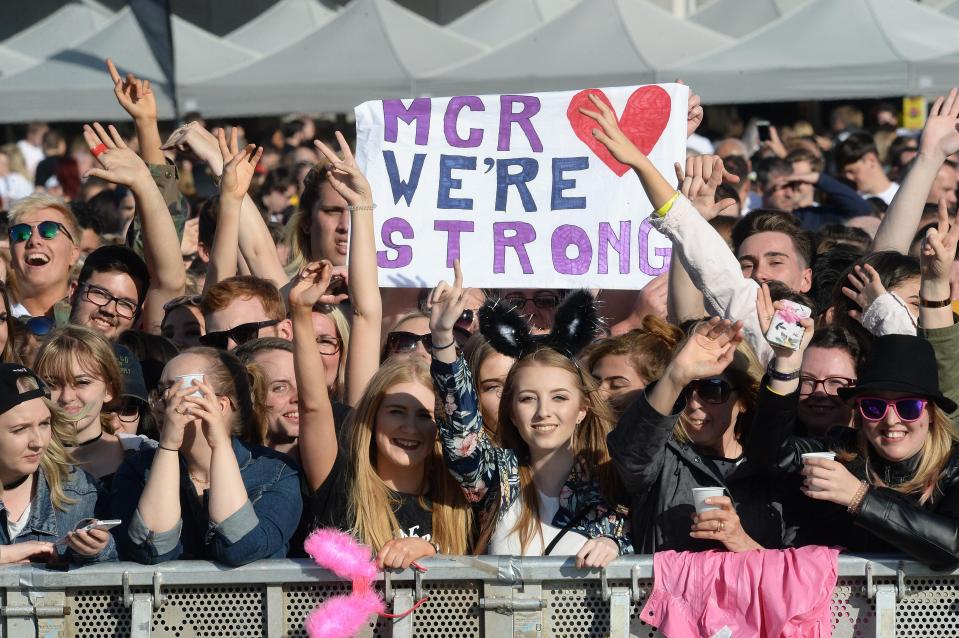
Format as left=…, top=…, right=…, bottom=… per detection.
left=747, top=379, right=959, bottom=571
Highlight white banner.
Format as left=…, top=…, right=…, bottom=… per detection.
left=354, top=84, right=687, bottom=289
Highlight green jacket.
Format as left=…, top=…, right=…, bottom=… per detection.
left=919, top=318, right=959, bottom=426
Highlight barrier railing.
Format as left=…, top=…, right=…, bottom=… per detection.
left=0, top=554, right=954, bottom=637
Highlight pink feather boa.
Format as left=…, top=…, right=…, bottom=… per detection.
left=304, top=529, right=385, bottom=638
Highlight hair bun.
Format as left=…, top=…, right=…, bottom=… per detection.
left=640, top=315, right=683, bottom=350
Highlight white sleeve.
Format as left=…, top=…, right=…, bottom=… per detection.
left=649, top=196, right=774, bottom=364
left=861, top=292, right=918, bottom=336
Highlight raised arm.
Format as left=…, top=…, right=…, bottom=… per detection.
left=107, top=58, right=163, bottom=165
left=289, top=261, right=348, bottom=491
left=874, top=89, right=959, bottom=253
left=161, top=123, right=288, bottom=288
left=83, top=123, right=185, bottom=333
left=205, top=128, right=263, bottom=290
left=313, top=133, right=382, bottom=406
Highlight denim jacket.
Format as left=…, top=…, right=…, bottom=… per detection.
left=0, top=467, right=117, bottom=564
left=110, top=437, right=302, bottom=566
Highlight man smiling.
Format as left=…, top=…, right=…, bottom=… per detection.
left=69, top=246, right=150, bottom=340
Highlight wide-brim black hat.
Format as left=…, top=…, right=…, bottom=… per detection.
left=837, top=334, right=958, bottom=413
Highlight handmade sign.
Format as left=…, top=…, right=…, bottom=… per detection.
left=354, top=84, right=688, bottom=289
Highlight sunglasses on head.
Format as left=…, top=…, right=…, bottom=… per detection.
left=684, top=378, right=735, bottom=405
left=857, top=397, right=927, bottom=423
left=19, top=316, right=55, bottom=338
left=386, top=331, right=434, bottom=354
left=199, top=319, right=280, bottom=350
left=9, top=221, right=74, bottom=245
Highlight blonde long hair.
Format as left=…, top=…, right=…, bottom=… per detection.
left=492, top=348, right=622, bottom=555
left=844, top=403, right=959, bottom=504
left=346, top=359, right=472, bottom=554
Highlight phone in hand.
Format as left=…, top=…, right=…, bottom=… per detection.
left=764, top=300, right=812, bottom=351
left=54, top=519, right=122, bottom=546
left=757, top=120, right=772, bottom=142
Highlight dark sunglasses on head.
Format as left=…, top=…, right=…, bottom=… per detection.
left=386, top=331, right=434, bottom=354
left=503, top=292, right=560, bottom=311
left=9, top=221, right=75, bottom=244
left=857, top=397, right=927, bottom=423
left=199, top=319, right=280, bottom=349
left=19, top=316, right=55, bottom=338
left=684, top=378, right=735, bottom=405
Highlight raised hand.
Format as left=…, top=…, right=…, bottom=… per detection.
left=674, top=155, right=739, bottom=220
left=427, top=259, right=471, bottom=340
left=761, top=125, right=787, bottom=159
left=107, top=58, right=157, bottom=122
left=841, top=263, right=887, bottom=321
left=82, top=122, right=150, bottom=187
left=161, top=122, right=224, bottom=174
left=314, top=131, right=373, bottom=206
left=181, top=378, right=232, bottom=450
left=289, top=261, right=348, bottom=310
left=756, top=283, right=814, bottom=363
left=578, top=93, right=645, bottom=167
left=919, top=88, right=959, bottom=161
left=665, top=318, right=743, bottom=387
left=217, top=128, right=262, bottom=202
left=920, top=199, right=959, bottom=286
left=677, top=80, right=703, bottom=139
left=160, top=382, right=203, bottom=451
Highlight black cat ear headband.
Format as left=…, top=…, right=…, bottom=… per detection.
left=478, top=289, right=603, bottom=360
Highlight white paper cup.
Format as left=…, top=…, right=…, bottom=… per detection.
left=802, top=452, right=836, bottom=491
left=176, top=373, right=205, bottom=398
left=692, top=487, right=725, bottom=513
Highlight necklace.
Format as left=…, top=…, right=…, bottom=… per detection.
left=64, top=430, right=103, bottom=448
left=2, top=474, right=30, bottom=490
left=189, top=471, right=210, bottom=485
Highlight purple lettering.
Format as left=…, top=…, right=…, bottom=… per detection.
left=377, top=217, right=414, bottom=268
left=434, top=220, right=475, bottom=267
left=498, top=95, right=543, bottom=152
left=493, top=222, right=536, bottom=274
left=551, top=225, right=592, bottom=275
left=598, top=221, right=631, bottom=275
left=444, top=96, right=484, bottom=148
left=639, top=218, right=671, bottom=275
left=382, top=98, right=431, bottom=145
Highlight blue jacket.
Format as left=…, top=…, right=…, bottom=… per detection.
left=0, top=466, right=117, bottom=564
left=110, top=437, right=302, bottom=566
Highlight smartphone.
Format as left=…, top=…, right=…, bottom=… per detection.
left=54, top=519, right=122, bottom=546
left=177, top=373, right=204, bottom=398
left=765, top=300, right=812, bottom=350
left=757, top=120, right=771, bottom=142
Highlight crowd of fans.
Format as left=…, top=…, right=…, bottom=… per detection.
left=0, top=58, right=956, bottom=575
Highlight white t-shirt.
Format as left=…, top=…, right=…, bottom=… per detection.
left=6, top=504, right=31, bottom=540
left=0, top=173, right=33, bottom=206
left=16, top=141, right=44, bottom=177
left=490, top=490, right=588, bottom=557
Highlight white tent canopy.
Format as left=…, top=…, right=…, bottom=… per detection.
left=688, top=0, right=808, bottom=38
left=942, top=0, right=959, bottom=18
left=665, top=0, right=959, bottom=104
left=182, top=0, right=485, bottom=117
left=420, top=0, right=730, bottom=97
left=447, top=0, right=578, bottom=46
left=225, top=0, right=336, bottom=55
left=0, top=46, right=36, bottom=81
left=3, top=1, right=113, bottom=60
left=0, top=7, right=258, bottom=122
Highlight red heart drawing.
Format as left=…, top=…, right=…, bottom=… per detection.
left=567, top=86, right=671, bottom=176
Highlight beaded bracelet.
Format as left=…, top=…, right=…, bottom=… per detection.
left=347, top=203, right=377, bottom=212
left=846, top=480, right=869, bottom=515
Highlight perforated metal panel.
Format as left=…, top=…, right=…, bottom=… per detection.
left=897, top=577, right=959, bottom=637
left=411, top=580, right=480, bottom=637
left=829, top=577, right=879, bottom=638
left=151, top=585, right=265, bottom=637
left=66, top=588, right=132, bottom=638
left=284, top=582, right=378, bottom=637
left=543, top=579, right=665, bottom=638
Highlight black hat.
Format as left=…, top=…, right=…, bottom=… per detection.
left=0, top=364, right=50, bottom=416
left=112, top=344, right=149, bottom=403
left=838, top=334, right=957, bottom=413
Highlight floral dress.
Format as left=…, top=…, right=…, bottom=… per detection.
left=431, top=356, right=632, bottom=555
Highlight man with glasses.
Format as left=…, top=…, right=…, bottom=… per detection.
left=69, top=245, right=150, bottom=341
left=200, top=276, right=292, bottom=350
left=498, top=289, right=562, bottom=333
left=6, top=194, right=80, bottom=320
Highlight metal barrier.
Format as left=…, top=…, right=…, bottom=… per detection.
left=0, top=555, right=955, bottom=637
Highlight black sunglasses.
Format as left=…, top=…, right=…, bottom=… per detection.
left=683, top=378, right=735, bottom=405
left=386, top=331, right=434, bottom=354
left=9, top=221, right=75, bottom=244
left=503, top=292, right=560, bottom=310
left=19, top=316, right=55, bottom=338
left=199, top=319, right=280, bottom=349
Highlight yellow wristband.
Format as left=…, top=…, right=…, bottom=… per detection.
left=653, top=192, right=680, bottom=217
